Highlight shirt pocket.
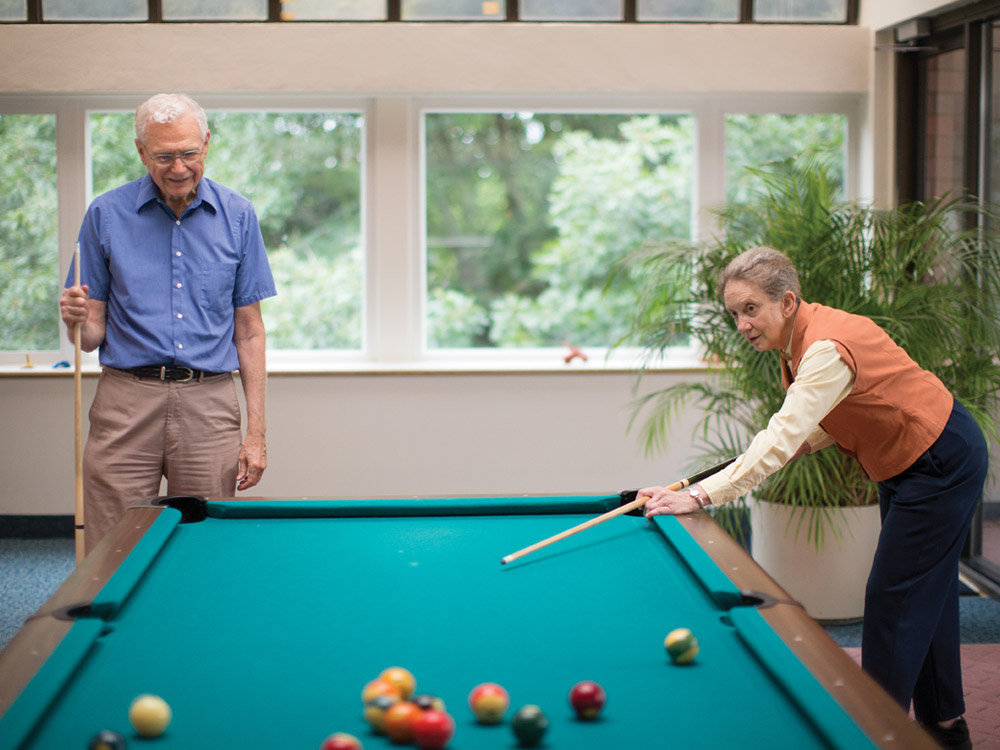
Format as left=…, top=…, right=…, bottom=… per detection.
left=199, top=261, right=237, bottom=313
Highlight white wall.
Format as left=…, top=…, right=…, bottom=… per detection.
left=0, top=370, right=702, bottom=513
left=860, top=0, right=974, bottom=32
left=0, top=20, right=872, bottom=515
left=0, top=23, right=870, bottom=95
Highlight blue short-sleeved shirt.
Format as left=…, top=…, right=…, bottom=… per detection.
left=67, top=174, right=277, bottom=372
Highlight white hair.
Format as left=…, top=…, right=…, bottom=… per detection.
left=134, top=93, right=209, bottom=144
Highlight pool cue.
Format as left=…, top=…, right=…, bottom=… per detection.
left=73, top=244, right=85, bottom=565
left=500, top=457, right=737, bottom=566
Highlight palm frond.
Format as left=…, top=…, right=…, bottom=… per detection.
left=617, top=156, right=1000, bottom=538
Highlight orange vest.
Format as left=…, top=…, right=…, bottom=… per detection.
left=781, top=301, right=953, bottom=481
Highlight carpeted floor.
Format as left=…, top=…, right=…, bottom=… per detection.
left=0, top=538, right=75, bottom=649
left=824, top=595, right=1000, bottom=647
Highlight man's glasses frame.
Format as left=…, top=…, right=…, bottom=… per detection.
left=148, top=149, right=205, bottom=167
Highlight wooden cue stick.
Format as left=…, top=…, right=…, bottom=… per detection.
left=500, top=457, right=738, bottom=566
left=73, top=244, right=85, bottom=565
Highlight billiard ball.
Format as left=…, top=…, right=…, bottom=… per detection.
left=383, top=700, right=423, bottom=744
left=511, top=704, right=548, bottom=747
left=363, top=694, right=400, bottom=732
left=88, top=730, right=126, bottom=750
left=412, top=708, right=455, bottom=750
left=128, top=693, right=172, bottom=737
left=362, top=678, right=402, bottom=705
left=569, top=680, right=606, bottom=719
left=665, top=627, right=699, bottom=664
left=319, top=732, right=363, bottom=750
left=412, top=693, right=446, bottom=712
left=468, top=682, right=509, bottom=724
left=379, top=666, right=417, bottom=700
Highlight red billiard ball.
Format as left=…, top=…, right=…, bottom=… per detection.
left=468, top=682, right=509, bottom=724
left=569, top=680, right=606, bottom=720
left=412, top=709, right=455, bottom=749
left=319, top=732, right=363, bottom=750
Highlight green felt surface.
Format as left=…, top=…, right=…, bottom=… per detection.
left=2, top=500, right=875, bottom=750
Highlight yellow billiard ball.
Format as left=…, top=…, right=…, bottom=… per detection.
left=468, top=682, right=509, bottom=724
left=378, top=666, right=417, bottom=700
left=128, top=693, right=172, bottom=737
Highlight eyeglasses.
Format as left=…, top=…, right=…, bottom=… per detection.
left=148, top=149, right=204, bottom=167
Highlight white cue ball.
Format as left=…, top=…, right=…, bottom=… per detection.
left=129, top=693, right=172, bottom=737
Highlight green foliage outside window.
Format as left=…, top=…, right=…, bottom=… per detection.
left=726, top=114, right=846, bottom=204
left=1, top=107, right=846, bottom=354
left=0, top=114, right=59, bottom=350
left=90, top=111, right=364, bottom=350
left=425, top=113, right=694, bottom=348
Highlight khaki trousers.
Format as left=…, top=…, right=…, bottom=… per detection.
left=83, top=367, right=242, bottom=553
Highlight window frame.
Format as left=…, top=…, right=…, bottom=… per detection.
left=0, top=91, right=862, bottom=372
left=7, top=0, right=860, bottom=25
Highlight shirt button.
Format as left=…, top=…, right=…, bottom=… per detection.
left=176, top=220, right=181, bottom=226
left=176, top=283, right=182, bottom=288
left=177, top=343, right=184, bottom=349
left=176, top=251, right=182, bottom=257
left=177, top=313, right=183, bottom=319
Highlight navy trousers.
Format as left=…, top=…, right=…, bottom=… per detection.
left=862, top=399, right=988, bottom=723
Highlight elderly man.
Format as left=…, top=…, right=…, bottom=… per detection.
left=59, top=92, right=276, bottom=553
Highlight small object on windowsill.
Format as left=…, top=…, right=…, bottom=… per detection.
left=54, top=361, right=71, bottom=368
left=563, top=345, right=588, bottom=364
left=21, top=353, right=34, bottom=369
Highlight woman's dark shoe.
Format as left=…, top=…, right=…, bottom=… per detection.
left=920, top=717, right=972, bottom=750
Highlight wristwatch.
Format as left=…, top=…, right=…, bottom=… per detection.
left=689, top=487, right=711, bottom=510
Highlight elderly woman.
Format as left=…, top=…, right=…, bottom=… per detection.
left=640, top=246, right=986, bottom=750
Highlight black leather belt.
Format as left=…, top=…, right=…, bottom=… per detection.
left=122, top=366, right=221, bottom=382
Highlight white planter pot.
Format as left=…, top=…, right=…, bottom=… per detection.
left=748, top=498, right=881, bottom=623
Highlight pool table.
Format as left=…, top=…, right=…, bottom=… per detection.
left=0, top=494, right=936, bottom=750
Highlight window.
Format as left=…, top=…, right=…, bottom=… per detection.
left=42, top=0, right=146, bottom=21
left=90, top=109, right=365, bottom=351
left=0, top=93, right=856, bottom=365
left=2, top=0, right=860, bottom=23
left=725, top=113, right=847, bottom=203
left=402, top=0, right=505, bottom=21
left=0, top=114, right=59, bottom=351
left=424, top=112, right=694, bottom=349
left=280, top=0, right=386, bottom=20
left=639, top=0, right=738, bottom=23
left=754, top=0, right=847, bottom=23
left=0, top=0, right=23, bottom=20
left=162, top=0, right=267, bottom=20
left=521, top=0, right=621, bottom=21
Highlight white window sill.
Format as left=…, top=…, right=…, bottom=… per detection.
left=0, top=347, right=707, bottom=377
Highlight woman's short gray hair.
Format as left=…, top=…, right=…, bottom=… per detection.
left=134, top=93, right=208, bottom=144
left=717, top=246, right=802, bottom=302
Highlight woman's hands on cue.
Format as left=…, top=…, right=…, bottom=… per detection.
left=641, top=484, right=707, bottom=516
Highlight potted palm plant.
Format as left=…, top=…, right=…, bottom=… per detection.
left=617, top=156, right=1000, bottom=620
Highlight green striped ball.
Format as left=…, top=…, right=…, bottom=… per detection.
left=664, top=627, right=699, bottom=664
